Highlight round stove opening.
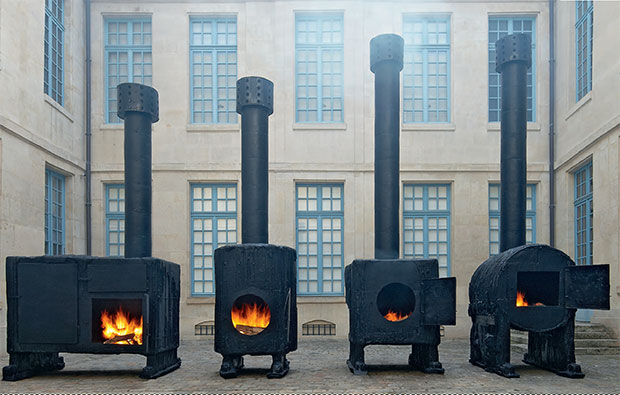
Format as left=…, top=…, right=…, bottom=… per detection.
left=377, top=283, right=416, bottom=322
left=231, top=294, right=271, bottom=335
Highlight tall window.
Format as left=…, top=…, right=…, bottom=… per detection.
left=190, top=17, right=237, bottom=124
left=295, top=14, right=344, bottom=123
left=190, top=184, right=237, bottom=295
left=403, top=17, right=450, bottom=123
left=403, top=184, right=451, bottom=277
left=488, top=17, right=536, bottom=122
left=296, top=184, right=344, bottom=295
left=45, top=169, right=65, bottom=255
left=574, top=162, right=593, bottom=265
left=488, top=184, right=537, bottom=256
left=576, top=1, right=593, bottom=101
left=105, top=18, right=152, bottom=123
left=106, top=185, right=125, bottom=257
left=44, top=0, right=64, bottom=105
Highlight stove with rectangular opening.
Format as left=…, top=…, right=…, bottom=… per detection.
left=3, top=255, right=180, bottom=380
left=3, top=83, right=181, bottom=381
left=468, top=34, right=610, bottom=379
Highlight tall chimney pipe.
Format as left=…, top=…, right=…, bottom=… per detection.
left=495, top=33, right=532, bottom=252
left=236, top=76, right=274, bottom=244
left=117, top=82, right=159, bottom=258
left=370, top=34, right=404, bottom=259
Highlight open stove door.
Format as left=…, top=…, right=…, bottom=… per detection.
left=564, top=264, right=610, bottom=310
left=422, top=277, right=456, bottom=325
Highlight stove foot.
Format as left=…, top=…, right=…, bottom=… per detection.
left=408, top=344, right=444, bottom=374
left=347, top=343, right=367, bottom=375
left=140, top=349, right=181, bottom=379
left=490, top=362, right=520, bottom=378
left=267, top=354, right=289, bottom=378
left=2, top=352, right=64, bottom=381
left=219, top=355, right=244, bottom=379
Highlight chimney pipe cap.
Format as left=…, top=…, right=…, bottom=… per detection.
left=117, top=83, right=159, bottom=123
left=236, top=76, right=274, bottom=115
left=495, top=33, right=532, bottom=73
left=370, top=34, right=404, bottom=73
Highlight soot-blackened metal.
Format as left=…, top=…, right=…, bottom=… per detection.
left=214, top=77, right=297, bottom=379
left=344, top=34, right=457, bottom=375
left=2, top=83, right=181, bottom=381
left=468, top=35, right=610, bottom=379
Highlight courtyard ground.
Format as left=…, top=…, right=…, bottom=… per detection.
left=1, top=338, right=618, bottom=394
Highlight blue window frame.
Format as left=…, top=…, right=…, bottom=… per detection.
left=190, top=17, right=237, bottom=124
left=488, top=17, right=536, bottom=122
left=190, top=184, right=237, bottom=295
left=295, top=14, right=344, bottom=123
left=45, top=169, right=65, bottom=255
left=44, top=0, right=64, bottom=105
left=403, top=16, right=451, bottom=123
left=574, top=162, right=593, bottom=266
left=403, top=184, right=451, bottom=277
left=575, top=1, right=593, bottom=101
left=106, top=184, right=125, bottom=256
left=105, top=18, right=152, bottom=123
left=488, top=184, right=537, bottom=256
left=296, top=184, right=344, bottom=295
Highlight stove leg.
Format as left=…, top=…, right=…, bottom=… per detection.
left=2, top=352, right=64, bottom=381
left=523, top=320, right=584, bottom=379
left=219, top=355, right=244, bottom=379
left=409, top=343, right=444, bottom=374
left=346, top=342, right=367, bottom=375
left=140, top=349, right=182, bottom=379
left=469, top=318, right=519, bottom=378
left=267, top=353, right=290, bottom=379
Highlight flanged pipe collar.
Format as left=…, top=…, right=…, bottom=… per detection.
left=117, top=82, right=159, bottom=123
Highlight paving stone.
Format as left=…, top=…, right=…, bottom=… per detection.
left=1, top=338, right=619, bottom=394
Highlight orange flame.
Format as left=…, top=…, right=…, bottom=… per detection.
left=384, top=310, right=410, bottom=322
left=101, top=306, right=143, bottom=345
left=516, top=291, right=544, bottom=307
left=231, top=303, right=271, bottom=333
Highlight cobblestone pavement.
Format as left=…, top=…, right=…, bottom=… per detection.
left=1, top=339, right=619, bottom=394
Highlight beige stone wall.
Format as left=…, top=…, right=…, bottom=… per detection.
left=0, top=0, right=87, bottom=354
left=87, top=0, right=558, bottom=340
left=554, top=1, right=620, bottom=336
left=1, top=0, right=618, bottom=353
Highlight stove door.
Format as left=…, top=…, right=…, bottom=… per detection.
left=17, top=262, right=78, bottom=344
left=422, top=277, right=456, bottom=325
left=564, top=264, right=610, bottom=310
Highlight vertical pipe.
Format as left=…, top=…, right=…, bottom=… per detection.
left=237, top=76, right=273, bottom=244
left=84, top=0, right=92, bottom=255
left=496, top=33, right=532, bottom=252
left=370, top=34, right=404, bottom=260
left=549, top=0, right=556, bottom=247
left=117, top=83, right=159, bottom=258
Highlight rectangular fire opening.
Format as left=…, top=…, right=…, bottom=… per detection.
left=516, top=271, right=559, bottom=307
left=92, top=298, right=143, bottom=345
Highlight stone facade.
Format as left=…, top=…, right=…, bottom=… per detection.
left=0, top=0, right=618, bottom=354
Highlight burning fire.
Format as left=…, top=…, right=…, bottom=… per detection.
left=384, top=310, right=410, bottom=322
left=101, top=307, right=143, bottom=345
left=516, top=291, right=544, bottom=307
left=231, top=303, right=271, bottom=335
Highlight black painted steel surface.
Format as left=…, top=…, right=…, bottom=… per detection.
left=496, top=33, right=531, bottom=252
left=370, top=34, right=403, bottom=260
left=117, top=82, right=159, bottom=258
left=468, top=34, right=610, bottom=380
left=237, top=77, right=273, bottom=244
left=3, top=256, right=181, bottom=380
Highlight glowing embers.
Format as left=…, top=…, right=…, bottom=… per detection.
left=231, top=295, right=271, bottom=335
left=377, top=283, right=416, bottom=322
left=515, top=271, right=560, bottom=308
left=92, top=298, right=143, bottom=346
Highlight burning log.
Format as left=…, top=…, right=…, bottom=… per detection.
left=234, top=325, right=265, bottom=336
left=103, top=334, right=137, bottom=344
